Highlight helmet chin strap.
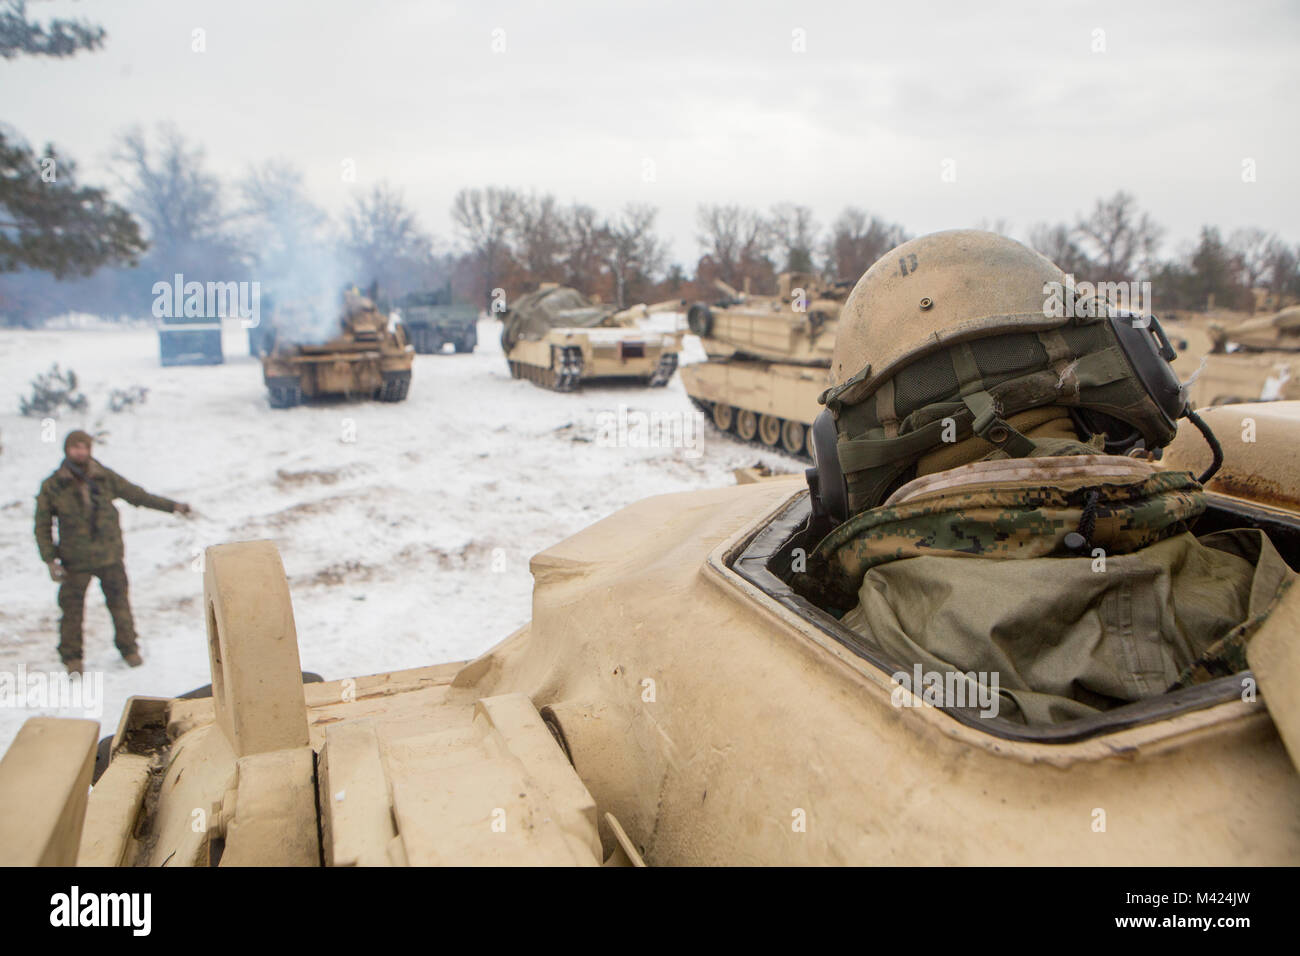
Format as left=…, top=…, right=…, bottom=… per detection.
left=1183, top=407, right=1224, bottom=484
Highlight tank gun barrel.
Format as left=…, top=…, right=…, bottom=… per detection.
left=713, top=278, right=741, bottom=301
left=610, top=298, right=686, bottom=323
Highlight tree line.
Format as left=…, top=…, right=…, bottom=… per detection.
left=3, top=2, right=1297, bottom=326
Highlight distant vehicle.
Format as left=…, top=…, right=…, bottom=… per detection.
left=679, top=272, right=849, bottom=458
left=396, top=283, right=480, bottom=354
left=501, top=284, right=682, bottom=391
left=1191, top=306, right=1300, bottom=407
left=260, top=291, right=414, bottom=407
left=159, top=316, right=223, bottom=366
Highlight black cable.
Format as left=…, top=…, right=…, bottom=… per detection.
left=1185, top=408, right=1224, bottom=484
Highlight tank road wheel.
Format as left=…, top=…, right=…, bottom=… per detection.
left=736, top=409, right=758, bottom=442
left=687, top=303, right=714, bottom=337
left=379, top=371, right=411, bottom=402
left=758, top=414, right=782, bottom=447
left=267, top=378, right=302, bottom=409
left=712, top=402, right=735, bottom=432
left=780, top=419, right=806, bottom=456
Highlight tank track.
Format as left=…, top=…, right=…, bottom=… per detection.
left=378, top=370, right=411, bottom=402
left=648, top=352, right=678, bottom=387
left=509, top=345, right=584, bottom=392
left=687, top=396, right=812, bottom=463
left=267, top=378, right=302, bottom=409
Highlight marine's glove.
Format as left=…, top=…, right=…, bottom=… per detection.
left=47, top=560, right=67, bottom=583
left=174, top=502, right=192, bottom=517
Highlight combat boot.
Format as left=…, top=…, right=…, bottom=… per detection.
left=122, top=652, right=143, bottom=667
left=65, top=659, right=83, bottom=675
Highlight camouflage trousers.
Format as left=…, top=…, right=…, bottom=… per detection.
left=57, top=561, right=138, bottom=663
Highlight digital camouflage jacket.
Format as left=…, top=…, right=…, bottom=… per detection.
left=34, top=458, right=178, bottom=571
left=794, top=455, right=1295, bottom=725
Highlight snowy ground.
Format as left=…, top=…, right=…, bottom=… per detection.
left=0, top=315, right=802, bottom=754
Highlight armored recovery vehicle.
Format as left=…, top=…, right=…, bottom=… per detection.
left=1189, top=306, right=1300, bottom=407
left=501, top=284, right=683, bottom=391
left=680, top=272, right=848, bottom=459
left=397, top=283, right=480, bottom=354
left=3, top=399, right=1298, bottom=867
left=260, top=291, right=414, bottom=408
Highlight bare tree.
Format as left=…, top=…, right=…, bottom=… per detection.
left=1074, top=191, right=1163, bottom=281
left=696, top=204, right=771, bottom=289
left=769, top=203, right=819, bottom=273
left=239, top=160, right=327, bottom=275
left=451, top=186, right=518, bottom=309
left=1263, top=237, right=1299, bottom=304
left=561, top=202, right=609, bottom=292
left=342, top=181, right=434, bottom=303
left=240, top=161, right=324, bottom=242
left=1028, top=222, right=1092, bottom=277
left=822, top=207, right=908, bottom=282
left=113, top=123, right=231, bottom=258
left=1229, top=227, right=1275, bottom=309
left=604, top=203, right=666, bottom=308
left=511, top=192, right=566, bottom=281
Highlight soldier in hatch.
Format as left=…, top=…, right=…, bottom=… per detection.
left=796, top=230, right=1294, bottom=725
left=34, top=430, right=192, bottom=674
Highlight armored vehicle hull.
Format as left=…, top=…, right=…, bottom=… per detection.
left=261, top=293, right=414, bottom=407
left=681, top=359, right=826, bottom=458
left=501, top=285, right=682, bottom=391
left=506, top=327, right=681, bottom=391
left=1188, top=307, right=1300, bottom=407
left=6, top=403, right=1299, bottom=866
left=681, top=272, right=844, bottom=459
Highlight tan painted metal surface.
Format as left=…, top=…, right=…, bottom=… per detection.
left=0, top=718, right=98, bottom=865
left=4, top=406, right=1300, bottom=866
left=261, top=293, right=414, bottom=402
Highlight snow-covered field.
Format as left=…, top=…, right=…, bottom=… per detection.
left=0, top=315, right=800, bottom=755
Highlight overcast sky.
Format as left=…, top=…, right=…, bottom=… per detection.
left=3, top=0, right=1298, bottom=267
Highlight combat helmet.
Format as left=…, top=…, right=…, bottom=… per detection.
left=805, top=230, right=1216, bottom=524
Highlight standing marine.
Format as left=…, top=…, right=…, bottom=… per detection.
left=796, top=230, right=1294, bottom=724
left=34, top=430, right=192, bottom=674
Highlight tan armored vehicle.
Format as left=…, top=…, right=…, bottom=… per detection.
left=501, top=284, right=683, bottom=391
left=5, top=395, right=1298, bottom=867
left=261, top=291, right=414, bottom=407
left=1189, top=306, right=1300, bottom=407
left=680, top=272, right=848, bottom=459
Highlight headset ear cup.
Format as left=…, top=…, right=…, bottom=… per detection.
left=807, top=409, right=849, bottom=524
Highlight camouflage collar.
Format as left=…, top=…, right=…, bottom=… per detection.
left=796, top=467, right=1205, bottom=611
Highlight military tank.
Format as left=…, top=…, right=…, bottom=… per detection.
left=1189, top=306, right=1300, bottom=407
left=4, top=398, right=1298, bottom=867
left=260, top=291, right=414, bottom=408
left=680, top=272, right=848, bottom=459
left=500, top=284, right=683, bottom=391
left=396, top=283, right=480, bottom=354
